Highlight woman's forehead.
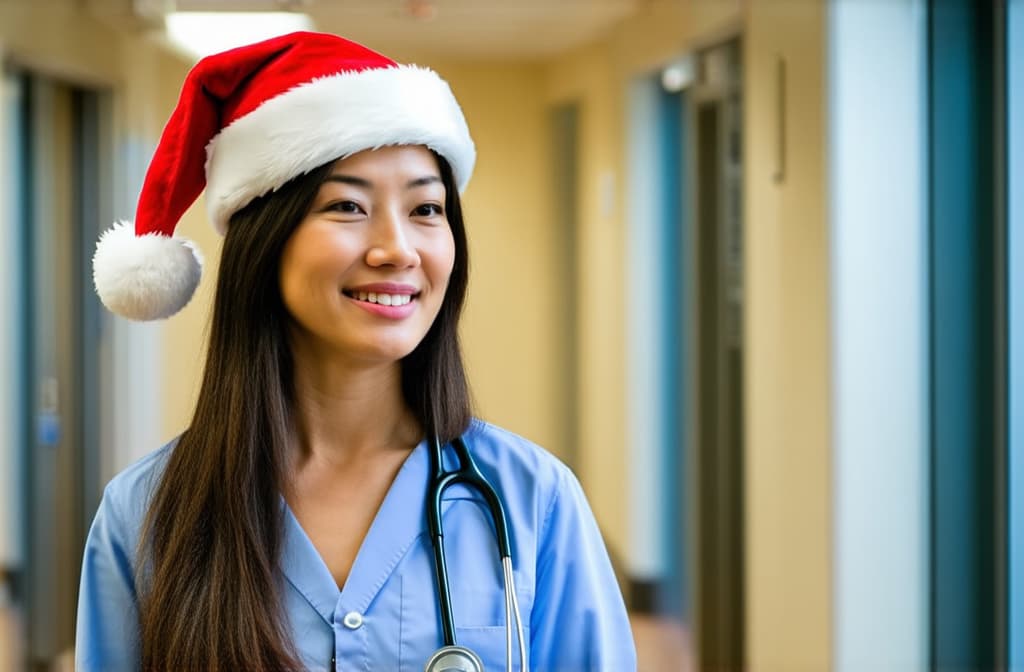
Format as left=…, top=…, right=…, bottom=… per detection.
left=331, top=145, right=441, bottom=175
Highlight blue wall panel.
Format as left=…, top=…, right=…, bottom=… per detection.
left=929, top=0, right=1000, bottom=667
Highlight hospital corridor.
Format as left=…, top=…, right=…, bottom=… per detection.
left=1, top=0, right=1023, bottom=670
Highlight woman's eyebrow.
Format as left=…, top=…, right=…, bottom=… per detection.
left=406, top=175, right=442, bottom=188
left=324, top=174, right=372, bottom=188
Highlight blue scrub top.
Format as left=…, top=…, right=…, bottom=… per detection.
left=75, top=419, right=637, bottom=671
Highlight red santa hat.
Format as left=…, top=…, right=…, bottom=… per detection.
left=93, top=31, right=475, bottom=321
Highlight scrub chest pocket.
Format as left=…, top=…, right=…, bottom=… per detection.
left=396, top=496, right=534, bottom=672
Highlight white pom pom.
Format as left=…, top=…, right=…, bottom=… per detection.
left=92, top=221, right=204, bottom=321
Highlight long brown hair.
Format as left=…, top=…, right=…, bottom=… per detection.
left=137, top=153, right=472, bottom=671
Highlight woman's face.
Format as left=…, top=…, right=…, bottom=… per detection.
left=279, top=145, right=455, bottom=365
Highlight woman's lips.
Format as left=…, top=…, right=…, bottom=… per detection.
left=344, top=289, right=415, bottom=306
left=342, top=288, right=418, bottom=319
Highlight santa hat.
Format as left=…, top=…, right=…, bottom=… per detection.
left=93, top=31, right=475, bottom=321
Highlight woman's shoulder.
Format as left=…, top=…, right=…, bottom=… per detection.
left=463, top=418, right=574, bottom=496
left=98, top=438, right=177, bottom=530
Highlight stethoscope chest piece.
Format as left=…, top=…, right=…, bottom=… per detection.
left=424, top=645, right=485, bottom=672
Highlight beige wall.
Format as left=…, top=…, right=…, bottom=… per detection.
left=0, top=1, right=122, bottom=88
left=744, top=0, right=831, bottom=669
left=543, top=38, right=629, bottom=559
left=435, top=63, right=565, bottom=456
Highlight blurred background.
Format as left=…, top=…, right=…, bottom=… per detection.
left=0, top=0, right=1022, bottom=670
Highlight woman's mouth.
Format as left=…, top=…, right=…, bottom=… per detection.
left=342, top=289, right=418, bottom=307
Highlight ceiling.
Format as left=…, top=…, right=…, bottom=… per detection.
left=152, top=0, right=646, bottom=62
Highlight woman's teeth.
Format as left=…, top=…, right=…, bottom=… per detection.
left=352, top=291, right=413, bottom=306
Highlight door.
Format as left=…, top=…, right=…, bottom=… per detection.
left=690, top=38, right=745, bottom=671
left=2, top=66, right=105, bottom=672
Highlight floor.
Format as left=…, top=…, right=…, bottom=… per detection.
left=0, top=600, right=22, bottom=672
left=631, top=613, right=694, bottom=672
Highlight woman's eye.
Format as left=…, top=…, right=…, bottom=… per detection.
left=327, top=200, right=363, bottom=214
left=413, top=203, right=443, bottom=217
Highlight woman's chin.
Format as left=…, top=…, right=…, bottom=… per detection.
left=342, top=339, right=419, bottom=365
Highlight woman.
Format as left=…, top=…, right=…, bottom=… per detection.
left=78, top=31, right=635, bottom=671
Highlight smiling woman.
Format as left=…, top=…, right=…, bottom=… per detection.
left=76, top=31, right=635, bottom=672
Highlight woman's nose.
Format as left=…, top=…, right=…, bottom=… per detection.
left=365, top=211, right=420, bottom=268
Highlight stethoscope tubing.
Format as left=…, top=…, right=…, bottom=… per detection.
left=426, top=436, right=526, bottom=672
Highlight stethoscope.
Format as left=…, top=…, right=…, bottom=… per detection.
left=423, top=436, right=526, bottom=672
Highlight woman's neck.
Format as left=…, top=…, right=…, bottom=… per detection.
left=288, top=350, right=421, bottom=472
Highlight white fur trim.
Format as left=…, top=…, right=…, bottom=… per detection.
left=92, top=221, right=204, bottom=321
left=205, top=64, right=475, bottom=234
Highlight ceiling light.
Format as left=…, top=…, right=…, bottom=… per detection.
left=661, top=56, right=696, bottom=93
left=165, top=12, right=316, bottom=61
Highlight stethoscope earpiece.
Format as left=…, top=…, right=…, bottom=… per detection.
left=424, top=645, right=485, bottom=672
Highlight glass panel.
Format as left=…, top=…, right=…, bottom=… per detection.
left=1007, top=0, right=1023, bottom=667
left=828, top=1, right=929, bottom=668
